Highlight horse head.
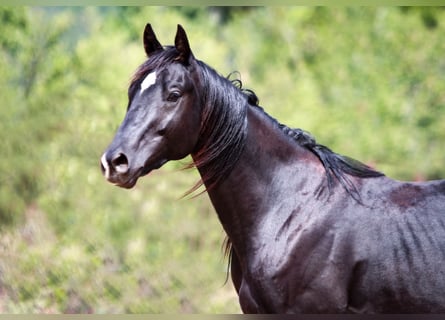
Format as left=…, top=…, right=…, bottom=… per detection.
left=101, top=24, right=203, bottom=188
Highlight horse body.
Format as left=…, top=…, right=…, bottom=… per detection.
left=204, top=104, right=445, bottom=313
left=101, top=24, right=445, bottom=313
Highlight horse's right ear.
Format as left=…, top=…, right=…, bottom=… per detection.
left=143, top=23, right=163, bottom=57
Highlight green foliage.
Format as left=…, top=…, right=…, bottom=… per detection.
left=222, top=7, right=445, bottom=180
left=0, top=6, right=444, bottom=313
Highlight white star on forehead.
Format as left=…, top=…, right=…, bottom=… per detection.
left=140, top=71, right=157, bottom=95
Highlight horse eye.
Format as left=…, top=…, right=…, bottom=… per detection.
left=167, top=91, right=181, bottom=102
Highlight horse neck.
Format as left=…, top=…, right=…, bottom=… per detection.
left=198, top=105, right=325, bottom=263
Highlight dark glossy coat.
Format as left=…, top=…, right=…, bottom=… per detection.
left=101, top=24, right=445, bottom=313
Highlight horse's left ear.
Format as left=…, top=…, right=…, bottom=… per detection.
left=174, top=24, right=193, bottom=64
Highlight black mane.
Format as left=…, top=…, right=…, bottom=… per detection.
left=228, top=75, right=384, bottom=201
left=188, top=61, right=249, bottom=194
left=276, top=121, right=384, bottom=201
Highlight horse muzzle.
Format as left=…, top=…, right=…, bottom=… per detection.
left=100, top=152, right=135, bottom=188
left=100, top=151, right=167, bottom=188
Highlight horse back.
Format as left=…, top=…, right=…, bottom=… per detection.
left=345, top=177, right=445, bottom=312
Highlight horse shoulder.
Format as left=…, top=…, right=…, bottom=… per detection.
left=246, top=199, right=358, bottom=312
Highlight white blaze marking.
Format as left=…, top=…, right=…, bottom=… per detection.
left=101, top=153, right=110, bottom=179
left=140, top=71, right=157, bottom=95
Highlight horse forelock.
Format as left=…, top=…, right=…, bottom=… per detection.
left=128, top=47, right=178, bottom=102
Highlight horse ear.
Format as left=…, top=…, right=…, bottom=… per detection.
left=174, top=24, right=193, bottom=64
left=143, top=23, right=163, bottom=57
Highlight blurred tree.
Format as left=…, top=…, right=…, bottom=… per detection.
left=0, top=7, right=28, bottom=54
left=399, top=6, right=445, bottom=29
left=0, top=7, right=75, bottom=225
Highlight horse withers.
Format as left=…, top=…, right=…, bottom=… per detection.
left=100, top=24, right=445, bottom=313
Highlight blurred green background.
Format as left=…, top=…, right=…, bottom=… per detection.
left=0, top=6, right=444, bottom=313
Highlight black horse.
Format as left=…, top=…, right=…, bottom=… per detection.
left=100, top=24, right=445, bottom=313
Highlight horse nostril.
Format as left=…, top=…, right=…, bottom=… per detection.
left=111, top=153, right=129, bottom=174
left=157, top=128, right=166, bottom=136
